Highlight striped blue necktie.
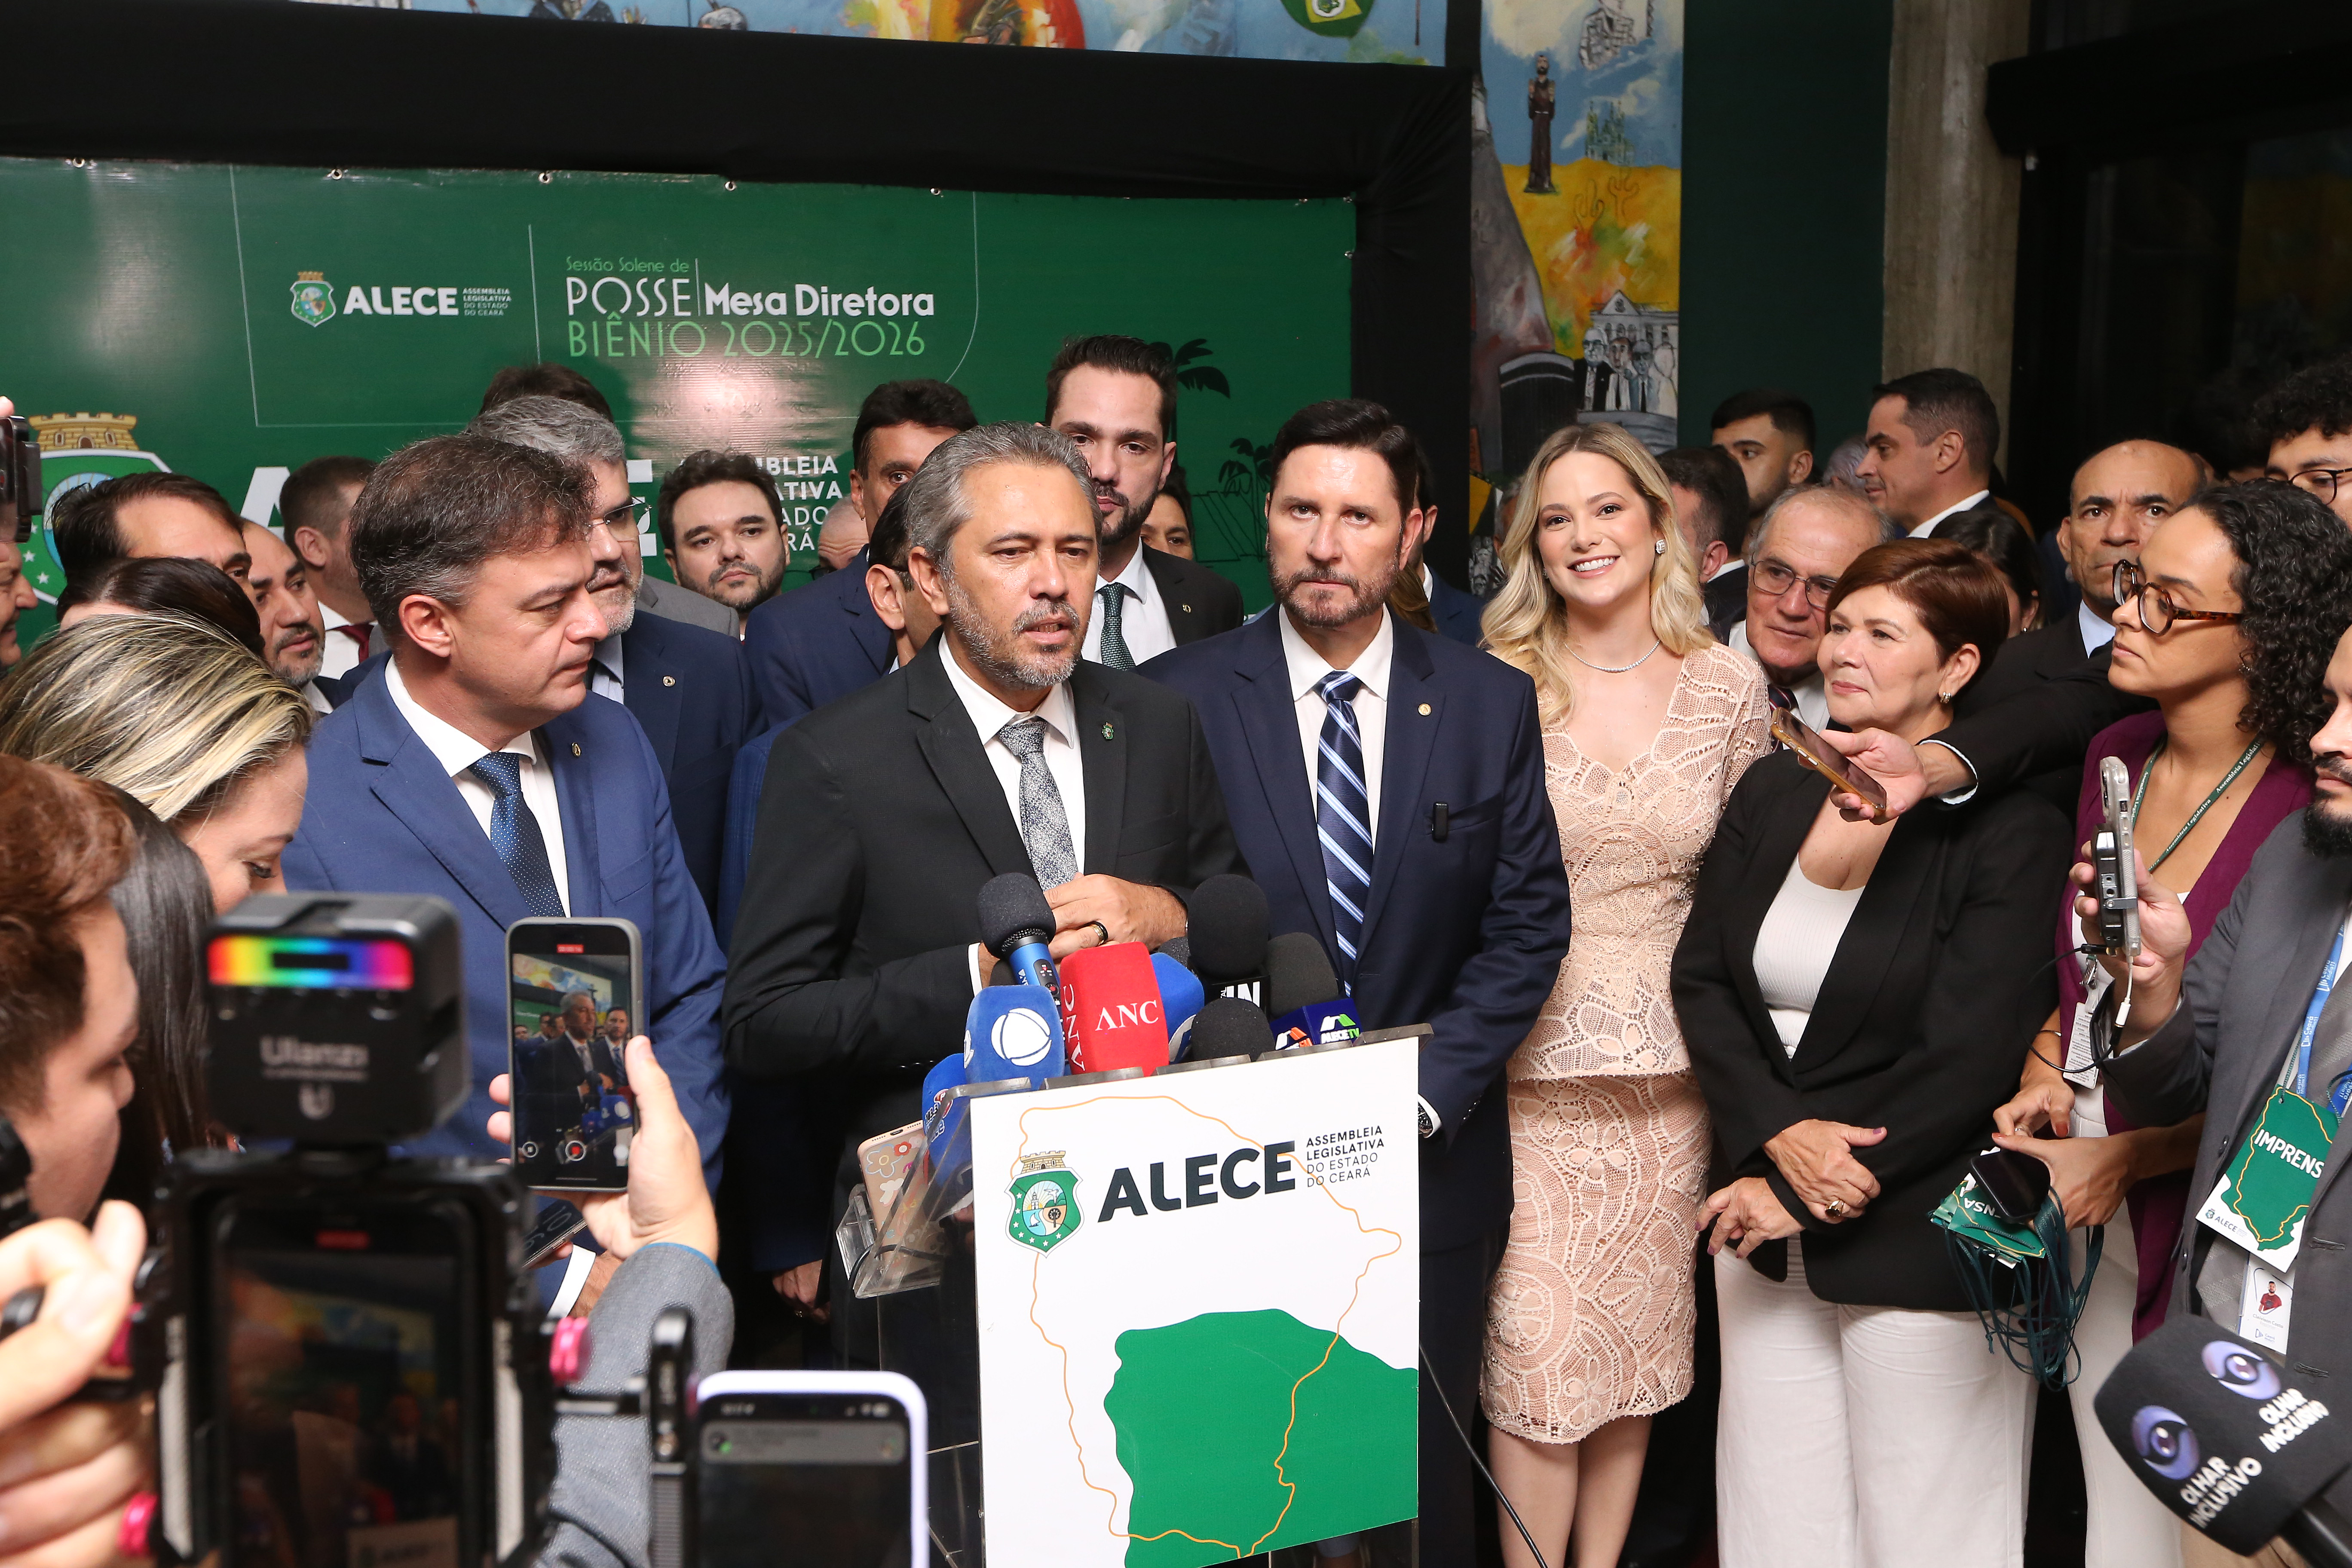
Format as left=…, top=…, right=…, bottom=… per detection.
left=469, top=751, right=566, bottom=919
left=1314, top=671, right=1372, bottom=980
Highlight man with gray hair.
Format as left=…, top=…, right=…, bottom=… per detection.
left=722, top=421, right=1241, bottom=1431
left=1727, top=484, right=1902, bottom=729
left=467, top=395, right=756, bottom=913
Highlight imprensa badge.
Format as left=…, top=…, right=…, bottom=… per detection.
left=2197, top=1086, right=2337, bottom=1271
left=1008, top=1151, right=1081, bottom=1255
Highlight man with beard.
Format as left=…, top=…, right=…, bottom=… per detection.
left=657, top=451, right=790, bottom=632
left=1043, top=335, right=1243, bottom=668
left=467, top=396, right=755, bottom=914
left=1143, top=400, right=1573, bottom=1568
left=723, top=421, right=1241, bottom=1442
left=241, top=520, right=341, bottom=711
left=2095, top=612, right=2352, bottom=1467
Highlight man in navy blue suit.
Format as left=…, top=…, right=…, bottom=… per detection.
left=1404, top=447, right=1486, bottom=648
left=1144, top=400, right=1572, bottom=1568
left=282, top=435, right=730, bottom=1184
left=743, top=379, right=976, bottom=725
left=469, top=397, right=757, bottom=915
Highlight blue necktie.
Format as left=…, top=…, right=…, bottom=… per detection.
left=1314, top=671, right=1372, bottom=980
left=469, top=751, right=565, bottom=919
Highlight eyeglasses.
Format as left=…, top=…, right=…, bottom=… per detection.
left=2112, top=560, right=2242, bottom=636
left=2289, top=467, right=2352, bottom=505
left=1753, top=557, right=1841, bottom=611
left=595, top=497, right=649, bottom=534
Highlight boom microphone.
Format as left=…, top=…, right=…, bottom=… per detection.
left=1186, top=874, right=1271, bottom=997
left=1058, top=942, right=1168, bottom=1075
left=1187, top=996, right=1272, bottom=1062
left=978, top=873, right=1060, bottom=995
left=2095, top=1317, right=2352, bottom=1566
left=1152, top=953, right=1206, bottom=1062
left=964, top=984, right=1066, bottom=1084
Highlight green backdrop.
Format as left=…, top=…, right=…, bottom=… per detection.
left=1, top=159, right=1354, bottom=639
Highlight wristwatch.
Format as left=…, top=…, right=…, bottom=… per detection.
left=1417, top=1100, right=1437, bottom=1139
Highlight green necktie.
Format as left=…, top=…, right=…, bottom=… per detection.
left=1096, top=582, right=1135, bottom=671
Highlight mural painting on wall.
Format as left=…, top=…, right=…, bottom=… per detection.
left=1469, top=0, right=1681, bottom=590
left=299, top=0, right=1437, bottom=61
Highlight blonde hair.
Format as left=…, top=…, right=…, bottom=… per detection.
left=0, top=612, right=312, bottom=825
left=1481, top=421, right=1712, bottom=722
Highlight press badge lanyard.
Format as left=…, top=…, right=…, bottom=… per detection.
left=2291, top=925, right=2351, bottom=1112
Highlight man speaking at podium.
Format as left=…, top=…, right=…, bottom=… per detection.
left=720, top=422, right=1241, bottom=1436
left=1145, top=401, right=1573, bottom=1565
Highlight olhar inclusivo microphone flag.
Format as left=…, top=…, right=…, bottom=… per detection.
left=1059, top=941, right=1168, bottom=1075
left=2094, top=1316, right=2352, bottom=1564
left=964, top=984, right=1065, bottom=1084
left=1152, top=952, right=1206, bottom=1062
left=978, top=873, right=1060, bottom=996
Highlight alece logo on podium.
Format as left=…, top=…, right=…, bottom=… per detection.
left=1009, top=1151, right=1081, bottom=1255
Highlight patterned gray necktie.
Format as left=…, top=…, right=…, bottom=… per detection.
left=1095, top=583, right=1135, bottom=671
left=997, top=716, right=1079, bottom=888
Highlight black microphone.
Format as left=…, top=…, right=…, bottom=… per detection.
left=978, top=873, right=1059, bottom=994
left=1157, top=935, right=1192, bottom=967
left=1185, top=874, right=1269, bottom=993
left=1185, top=996, right=1272, bottom=1062
left=1264, top=932, right=1341, bottom=1018
left=2094, top=1317, right=2352, bottom=1567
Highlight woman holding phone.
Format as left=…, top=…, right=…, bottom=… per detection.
left=1672, top=539, right=2070, bottom=1568
left=1477, top=421, right=1771, bottom=1568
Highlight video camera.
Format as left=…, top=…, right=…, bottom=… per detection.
left=138, top=894, right=557, bottom=1568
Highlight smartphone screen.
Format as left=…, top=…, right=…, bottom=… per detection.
left=508, top=919, right=641, bottom=1192
left=214, top=1197, right=475, bottom=1568
left=695, top=1392, right=916, bottom=1568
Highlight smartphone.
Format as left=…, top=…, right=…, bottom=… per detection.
left=521, top=1199, right=589, bottom=1271
left=692, top=1371, right=925, bottom=1568
left=507, top=917, right=643, bottom=1193
left=1967, top=1144, right=2054, bottom=1224
left=2094, top=756, right=2142, bottom=959
left=855, top=1122, right=925, bottom=1222
left=1766, top=695, right=1889, bottom=812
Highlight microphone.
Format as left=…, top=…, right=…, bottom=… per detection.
left=921, top=1053, right=968, bottom=1119
left=1186, top=995, right=1272, bottom=1062
left=1186, top=874, right=1271, bottom=1001
left=2094, top=1317, right=2352, bottom=1566
left=1158, top=936, right=1192, bottom=967
left=978, top=873, right=1060, bottom=995
left=1263, top=931, right=1359, bottom=1050
left=1152, top=952, right=1206, bottom=1062
left=964, top=984, right=1066, bottom=1084
left=1058, top=941, right=1169, bottom=1075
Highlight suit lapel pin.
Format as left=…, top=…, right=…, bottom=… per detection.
left=1181, top=603, right=1193, bottom=614
left=662, top=675, right=676, bottom=687
left=571, top=742, right=582, bottom=756
left=1101, top=721, right=1115, bottom=740
left=1418, top=703, right=1432, bottom=716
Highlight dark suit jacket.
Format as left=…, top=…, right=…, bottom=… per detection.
left=1142, top=610, right=1574, bottom=1249
left=720, top=636, right=1244, bottom=1216
left=1425, top=570, right=1486, bottom=648
left=311, top=671, right=356, bottom=710
left=617, top=611, right=757, bottom=915
left=741, top=547, right=892, bottom=727
left=1703, top=564, right=1747, bottom=645
left=1672, top=751, right=2070, bottom=1310
left=1940, top=612, right=2150, bottom=802
left=283, top=670, right=730, bottom=1183
left=2105, top=818, right=2352, bottom=1380
left=1140, top=544, right=1246, bottom=644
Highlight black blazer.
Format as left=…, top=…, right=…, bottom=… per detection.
left=1140, top=544, right=1246, bottom=645
left=1671, top=751, right=2070, bottom=1310
left=720, top=636, right=1244, bottom=1207
left=618, top=609, right=757, bottom=916
left=1940, top=614, right=2150, bottom=805
left=1703, top=564, right=1746, bottom=645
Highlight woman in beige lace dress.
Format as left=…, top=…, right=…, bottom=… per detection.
left=1479, top=422, right=1772, bottom=1568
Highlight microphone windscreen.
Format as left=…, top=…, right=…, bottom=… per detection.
left=1158, top=936, right=1192, bottom=968
left=1185, top=874, right=1270, bottom=984
left=1151, top=952, right=1206, bottom=1050
left=922, top=1053, right=968, bottom=1115
left=977, top=873, right=1055, bottom=959
left=1059, top=942, right=1168, bottom=1075
left=963, top=984, right=1066, bottom=1084
left=2093, top=1317, right=2352, bottom=1553
left=1188, top=995, right=1272, bottom=1061
left=1264, top=931, right=1343, bottom=1018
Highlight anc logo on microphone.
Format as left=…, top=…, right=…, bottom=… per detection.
left=1008, top=1151, right=1081, bottom=1255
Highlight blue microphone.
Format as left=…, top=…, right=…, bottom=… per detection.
left=921, top=1053, right=968, bottom=1119
left=964, top=983, right=1066, bottom=1083
left=979, top=874, right=1060, bottom=995
left=1153, top=952, right=1206, bottom=1062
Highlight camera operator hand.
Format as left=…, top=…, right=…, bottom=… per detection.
left=489, top=1038, right=717, bottom=1266
left=0, top=1201, right=151, bottom=1568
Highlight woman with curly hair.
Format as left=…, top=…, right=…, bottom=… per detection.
left=1988, top=480, right=2352, bottom=1568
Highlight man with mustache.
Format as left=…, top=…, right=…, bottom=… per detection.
left=241, top=520, right=343, bottom=712
left=1043, top=334, right=1243, bottom=668
left=723, top=421, right=1241, bottom=1444
left=657, top=451, right=790, bottom=633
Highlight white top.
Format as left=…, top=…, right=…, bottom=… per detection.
left=591, top=633, right=626, bottom=704
left=1728, top=620, right=1829, bottom=732
left=2077, top=600, right=2115, bottom=655
left=384, top=659, right=571, bottom=914
left=1752, top=858, right=1865, bottom=1055
left=300, top=678, right=334, bottom=716
left=937, top=643, right=1087, bottom=883
left=1278, top=607, right=1393, bottom=848
left=318, top=602, right=369, bottom=679
left=1081, top=548, right=1176, bottom=666
left=1910, top=488, right=1994, bottom=538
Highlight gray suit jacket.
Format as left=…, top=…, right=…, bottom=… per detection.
left=637, top=574, right=739, bottom=637
left=2105, top=814, right=2352, bottom=1382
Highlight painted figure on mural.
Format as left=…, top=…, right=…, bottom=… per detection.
left=1525, top=54, right=1557, bottom=195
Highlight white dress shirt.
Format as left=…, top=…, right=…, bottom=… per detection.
left=590, top=634, right=626, bottom=704
left=318, top=602, right=368, bottom=679
left=1728, top=620, right=1829, bottom=732
left=1909, top=488, right=1994, bottom=538
left=1278, top=608, right=1392, bottom=845
left=2077, top=600, right=2116, bottom=655
left=1081, top=547, right=1177, bottom=666
left=938, top=647, right=1088, bottom=880
left=300, top=679, right=334, bottom=716
left=385, top=659, right=571, bottom=914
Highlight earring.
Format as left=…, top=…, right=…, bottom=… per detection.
left=1653, top=538, right=1666, bottom=556
left=1938, top=691, right=1953, bottom=704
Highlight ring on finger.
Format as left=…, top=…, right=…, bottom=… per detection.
left=1825, top=1198, right=1848, bottom=1218
left=1088, top=920, right=1110, bottom=947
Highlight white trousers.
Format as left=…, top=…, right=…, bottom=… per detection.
left=1714, top=1242, right=2034, bottom=1568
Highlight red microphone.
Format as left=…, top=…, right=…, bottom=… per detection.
left=1058, top=942, right=1167, bottom=1075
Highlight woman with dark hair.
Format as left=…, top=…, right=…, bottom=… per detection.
left=1988, top=481, right=2352, bottom=1568
left=1672, top=539, right=2070, bottom=1567
left=56, top=556, right=266, bottom=660
left=1935, top=508, right=2043, bottom=635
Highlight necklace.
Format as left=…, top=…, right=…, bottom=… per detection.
left=2128, top=734, right=2264, bottom=873
left=1564, top=637, right=1660, bottom=674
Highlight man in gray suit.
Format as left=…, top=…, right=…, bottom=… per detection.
left=2094, top=619, right=2352, bottom=1395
